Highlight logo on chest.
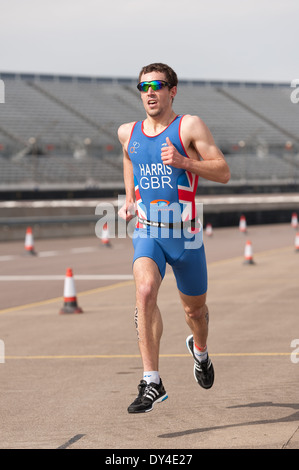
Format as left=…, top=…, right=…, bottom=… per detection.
left=129, top=141, right=140, bottom=154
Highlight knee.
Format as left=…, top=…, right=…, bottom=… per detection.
left=184, top=303, right=209, bottom=321
left=136, top=279, right=157, bottom=306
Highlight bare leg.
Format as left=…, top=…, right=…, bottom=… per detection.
left=179, top=291, right=209, bottom=349
left=180, top=290, right=214, bottom=389
left=133, top=257, right=163, bottom=372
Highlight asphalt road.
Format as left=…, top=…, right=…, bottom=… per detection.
left=0, top=223, right=298, bottom=451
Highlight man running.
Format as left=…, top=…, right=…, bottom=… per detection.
left=118, top=63, right=230, bottom=413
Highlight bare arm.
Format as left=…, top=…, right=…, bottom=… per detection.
left=118, top=122, right=136, bottom=220
left=161, top=115, right=230, bottom=184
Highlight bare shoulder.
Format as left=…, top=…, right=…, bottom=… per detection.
left=117, top=121, right=136, bottom=146
left=181, top=114, right=209, bottom=136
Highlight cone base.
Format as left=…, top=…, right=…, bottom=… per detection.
left=243, top=259, right=255, bottom=265
left=59, top=302, right=83, bottom=314
left=25, top=249, right=37, bottom=256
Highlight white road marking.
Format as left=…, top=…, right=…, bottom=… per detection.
left=0, top=246, right=106, bottom=261
left=0, top=274, right=133, bottom=281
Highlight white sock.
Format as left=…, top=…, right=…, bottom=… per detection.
left=143, top=371, right=160, bottom=385
left=194, top=342, right=208, bottom=363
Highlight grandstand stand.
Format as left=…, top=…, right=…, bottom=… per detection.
left=0, top=72, right=298, bottom=196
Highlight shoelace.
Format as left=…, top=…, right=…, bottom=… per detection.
left=137, top=381, right=146, bottom=396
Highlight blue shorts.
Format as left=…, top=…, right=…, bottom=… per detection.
left=132, top=228, right=207, bottom=296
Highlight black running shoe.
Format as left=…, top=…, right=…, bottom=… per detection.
left=186, top=335, right=214, bottom=389
left=128, top=379, right=168, bottom=413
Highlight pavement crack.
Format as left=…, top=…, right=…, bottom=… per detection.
left=57, top=433, right=86, bottom=449
left=282, top=425, right=299, bottom=449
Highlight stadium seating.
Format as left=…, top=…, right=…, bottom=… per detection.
left=0, top=72, right=298, bottom=191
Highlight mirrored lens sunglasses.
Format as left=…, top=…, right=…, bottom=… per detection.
left=137, top=80, right=170, bottom=92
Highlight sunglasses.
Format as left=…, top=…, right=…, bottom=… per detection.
left=137, top=80, right=170, bottom=92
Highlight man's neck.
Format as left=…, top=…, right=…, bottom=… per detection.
left=143, top=111, right=177, bottom=136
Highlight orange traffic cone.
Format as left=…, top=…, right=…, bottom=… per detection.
left=24, top=227, right=36, bottom=255
left=101, top=222, right=110, bottom=246
left=59, top=268, right=83, bottom=314
left=244, top=240, right=255, bottom=264
left=239, top=215, right=247, bottom=233
left=295, top=233, right=299, bottom=252
left=291, top=212, right=298, bottom=229
left=205, top=223, right=213, bottom=237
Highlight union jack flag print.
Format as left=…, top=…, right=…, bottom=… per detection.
left=134, top=176, right=147, bottom=228
left=177, top=170, right=199, bottom=222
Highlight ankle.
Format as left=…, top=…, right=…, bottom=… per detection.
left=194, top=342, right=208, bottom=362
left=143, top=371, right=160, bottom=384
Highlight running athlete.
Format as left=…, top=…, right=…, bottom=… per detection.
left=118, top=63, right=230, bottom=413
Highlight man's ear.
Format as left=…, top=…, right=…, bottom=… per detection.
left=170, top=86, right=177, bottom=100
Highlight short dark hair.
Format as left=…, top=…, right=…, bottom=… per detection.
left=138, top=63, right=178, bottom=88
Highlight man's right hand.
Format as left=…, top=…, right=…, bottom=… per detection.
left=118, top=202, right=136, bottom=221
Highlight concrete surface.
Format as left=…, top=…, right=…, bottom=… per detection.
left=0, top=223, right=298, bottom=451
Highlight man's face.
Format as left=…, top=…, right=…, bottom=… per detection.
left=139, top=71, right=177, bottom=117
